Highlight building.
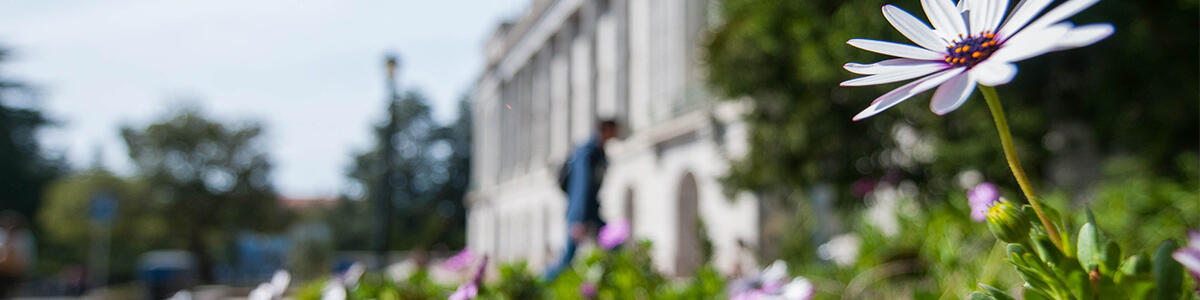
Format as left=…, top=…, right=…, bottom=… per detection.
left=467, top=0, right=760, bottom=276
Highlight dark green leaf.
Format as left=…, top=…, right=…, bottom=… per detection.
left=978, top=283, right=1017, bottom=300
left=1152, top=240, right=1182, bottom=300
left=969, top=292, right=997, bottom=300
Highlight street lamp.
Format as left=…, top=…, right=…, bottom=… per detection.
left=375, top=53, right=401, bottom=270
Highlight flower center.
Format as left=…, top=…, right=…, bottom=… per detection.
left=943, top=31, right=999, bottom=68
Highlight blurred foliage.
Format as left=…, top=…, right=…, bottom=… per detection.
left=490, top=262, right=541, bottom=300
left=296, top=241, right=727, bottom=299
left=0, top=47, right=64, bottom=230
left=120, top=107, right=291, bottom=281
left=544, top=241, right=725, bottom=299
left=38, top=169, right=170, bottom=280
left=339, top=92, right=471, bottom=251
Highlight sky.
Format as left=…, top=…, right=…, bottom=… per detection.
left=0, top=0, right=528, bottom=198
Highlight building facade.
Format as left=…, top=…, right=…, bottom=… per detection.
left=468, top=0, right=760, bottom=276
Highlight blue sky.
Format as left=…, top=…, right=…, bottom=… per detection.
left=0, top=0, right=527, bottom=198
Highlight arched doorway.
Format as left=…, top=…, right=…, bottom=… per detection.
left=675, top=172, right=701, bottom=276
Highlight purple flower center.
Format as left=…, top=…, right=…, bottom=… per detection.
left=943, top=32, right=999, bottom=68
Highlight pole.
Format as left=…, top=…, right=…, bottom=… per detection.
left=375, top=54, right=401, bottom=270
left=87, top=192, right=116, bottom=291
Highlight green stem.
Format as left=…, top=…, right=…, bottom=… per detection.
left=979, top=85, right=1064, bottom=251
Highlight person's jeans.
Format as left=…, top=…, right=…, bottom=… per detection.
left=543, top=220, right=602, bottom=281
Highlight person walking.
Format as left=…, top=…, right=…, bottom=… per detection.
left=543, top=120, right=618, bottom=281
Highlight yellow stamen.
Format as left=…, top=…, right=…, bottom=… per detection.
left=972, top=52, right=981, bottom=58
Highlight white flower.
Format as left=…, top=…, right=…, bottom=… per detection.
left=728, top=261, right=815, bottom=300
left=166, top=290, right=192, bottom=300
left=817, top=234, right=861, bottom=267
left=248, top=270, right=291, bottom=300
left=778, top=277, right=815, bottom=300
left=322, top=280, right=348, bottom=300
left=843, top=0, right=1114, bottom=120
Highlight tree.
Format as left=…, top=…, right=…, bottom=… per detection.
left=121, top=107, right=290, bottom=282
left=341, top=91, right=470, bottom=251
left=37, top=168, right=169, bottom=281
left=0, top=47, right=63, bottom=225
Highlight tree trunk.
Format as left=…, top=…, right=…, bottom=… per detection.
left=188, top=233, right=214, bottom=283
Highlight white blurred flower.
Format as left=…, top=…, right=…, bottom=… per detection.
left=166, top=290, right=192, bottom=300
left=817, top=234, right=861, bottom=267
left=248, top=270, right=291, bottom=300
left=866, top=184, right=902, bottom=237
left=727, top=260, right=814, bottom=300
left=341, top=262, right=365, bottom=287
left=843, top=0, right=1113, bottom=120
left=321, top=280, right=347, bottom=300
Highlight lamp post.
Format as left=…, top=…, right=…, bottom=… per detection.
left=375, top=53, right=400, bottom=270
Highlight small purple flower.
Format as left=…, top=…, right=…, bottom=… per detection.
left=1172, top=230, right=1200, bottom=284
left=968, top=182, right=1000, bottom=222
left=579, top=282, right=597, bottom=299
left=443, top=248, right=475, bottom=272
left=598, top=220, right=630, bottom=250
left=851, top=177, right=876, bottom=198
left=448, top=282, right=477, bottom=300
left=449, top=255, right=488, bottom=300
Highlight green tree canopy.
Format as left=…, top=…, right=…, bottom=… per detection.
left=121, top=107, right=290, bottom=281
left=0, top=47, right=63, bottom=223
left=339, top=92, right=470, bottom=252
left=37, top=169, right=169, bottom=280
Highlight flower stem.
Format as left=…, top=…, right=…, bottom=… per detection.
left=979, top=85, right=1064, bottom=251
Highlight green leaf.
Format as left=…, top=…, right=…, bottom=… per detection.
left=978, top=283, right=1017, bottom=300
left=1067, top=270, right=1095, bottom=300
left=1022, top=283, right=1053, bottom=300
left=1121, top=254, right=1152, bottom=276
left=1034, top=234, right=1067, bottom=268
left=1077, top=222, right=1104, bottom=272
left=969, top=292, right=998, bottom=300
left=1102, top=241, right=1122, bottom=275
left=1152, top=239, right=1182, bottom=300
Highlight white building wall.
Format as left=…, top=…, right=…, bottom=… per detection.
left=468, top=0, right=758, bottom=276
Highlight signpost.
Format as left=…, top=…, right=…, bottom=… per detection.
left=88, top=192, right=117, bottom=290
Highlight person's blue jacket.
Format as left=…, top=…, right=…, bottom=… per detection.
left=565, top=136, right=607, bottom=225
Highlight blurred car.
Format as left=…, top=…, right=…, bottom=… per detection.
left=138, top=250, right=198, bottom=299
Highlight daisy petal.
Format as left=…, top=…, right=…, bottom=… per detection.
left=930, top=71, right=977, bottom=115
left=883, top=5, right=950, bottom=51
left=922, top=0, right=969, bottom=41
left=983, top=0, right=1009, bottom=33
left=989, top=23, right=1071, bottom=63
left=1026, top=0, right=1100, bottom=31
left=996, top=0, right=1053, bottom=40
left=971, top=61, right=1018, bottom=86
left=840, top=63, right=946, bottom=86
left=968, top=0, right=987, bottom=34
left=1052, top=23, right=1114, bottom=50
left=852, top=68, right=964, bottom=121
left=844, top=58, right=945, bottom=75
left=847, top=39, right=945, bottom=60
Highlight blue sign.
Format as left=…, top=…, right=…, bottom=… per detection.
left=90, top=192, right=118, bottom=223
